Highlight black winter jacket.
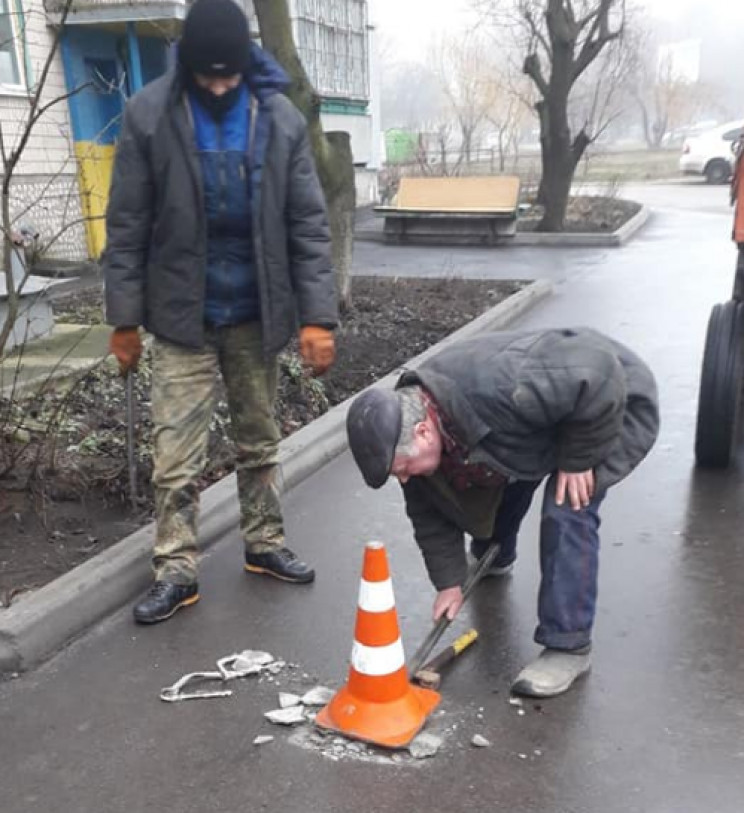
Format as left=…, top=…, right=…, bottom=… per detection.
left=398, top=328, right=660, bottom=590
left=102, top=46, right=337, bottom=353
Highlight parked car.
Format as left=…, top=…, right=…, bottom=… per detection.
left=680, top=120, right=744, bottom=184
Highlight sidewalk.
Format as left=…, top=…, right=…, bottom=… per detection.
left=1, top=202, right=743, bottom=813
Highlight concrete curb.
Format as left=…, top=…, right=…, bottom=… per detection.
left=512, top=205, right=651, bottom=248
left=356, top=204, right=651, bottom=248
left=0, top=279, right=552, bottom=675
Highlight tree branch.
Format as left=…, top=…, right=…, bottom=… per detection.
left=523, top=52, right=550, bottom=99
left=29, top=83, right=92, bottom=130
left=523, top=7, right=552, bottom=59
left=572, top=0, right=623, bottom=83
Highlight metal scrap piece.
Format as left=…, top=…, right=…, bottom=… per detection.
left=160, top=671, right=233, bottom=703
left=161, top=650, right=276, bottom=703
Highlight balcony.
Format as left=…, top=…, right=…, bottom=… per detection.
left=45, top=0, right=188, bottom=30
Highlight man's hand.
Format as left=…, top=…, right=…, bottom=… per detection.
left=109, top=327, right=142, bottom=375
left=299, top=326, right=335, bottom=375
left=555, top=469, right=595, bottom=511
left=433, top=586, right=464, bottom=621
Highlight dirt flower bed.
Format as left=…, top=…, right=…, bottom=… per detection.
left=0, top=275, right=526, bottom=605
left=518, top=195, right=641, bottom=234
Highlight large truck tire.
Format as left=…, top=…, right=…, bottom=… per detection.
left=695, top=300, right=744, bottom=467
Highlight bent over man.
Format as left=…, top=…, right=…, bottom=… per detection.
left=346, top=328, right=659, bottom=697
left=103, top=0, right=338, bottom=624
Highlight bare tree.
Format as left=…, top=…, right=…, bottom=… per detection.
left=486, top=66, right=534, bottom=171
left=253, top=0, right=356, bottom=311
left=429, top=35, right=501, bottom=167
left=626, top=26, right=721, bottom=150
left=477, top=0, right=626, bottom=231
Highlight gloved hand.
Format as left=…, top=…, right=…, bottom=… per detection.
left=109, top=327, right=142, bottom=375
left=299, top=326, right=335, bottom=375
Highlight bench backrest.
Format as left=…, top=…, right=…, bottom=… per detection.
left=395, top=176, right=520, bottom=213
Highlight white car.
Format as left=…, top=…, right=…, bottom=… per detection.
left=680, top=120, right=744, bottom=184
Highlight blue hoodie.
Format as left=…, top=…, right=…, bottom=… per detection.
left=188, top=43, right=290, bottom=328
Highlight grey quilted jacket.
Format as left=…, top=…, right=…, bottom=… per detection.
left=398, top=328, right=660, bottom=589
left=102, top=59, right=337, bottom=353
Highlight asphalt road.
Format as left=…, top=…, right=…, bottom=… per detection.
left=2, top=183, right=743, bottom=813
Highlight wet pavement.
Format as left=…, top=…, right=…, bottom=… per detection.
left=2, top=184, right=744, bottom=812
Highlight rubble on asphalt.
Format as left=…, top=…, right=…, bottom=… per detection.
left=160, top=649, right=511, bottom=764
left=408, top=733, right=443, bottom=759
left=300, top=686, right=335, bottom=706
left=264, top=706, right=307, bottom=726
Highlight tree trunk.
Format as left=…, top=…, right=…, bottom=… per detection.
left=534, top=49, right=582, bottom=232
left=253, top=0, right=355, bottom=311
left=322, top=132, right=355, bottom=308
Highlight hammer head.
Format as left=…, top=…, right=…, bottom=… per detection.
left=414, top=669, right=441, bottom=690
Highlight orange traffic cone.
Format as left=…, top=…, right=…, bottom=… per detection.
left=315, top=541, right=440, bottom=748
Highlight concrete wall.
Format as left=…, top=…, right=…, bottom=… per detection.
left=354, top=166, right=378, bottom=207
left=0, top=0, right=85, bottom=261
left=321, top=110, right=374, bottom=166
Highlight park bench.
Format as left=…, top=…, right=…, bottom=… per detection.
left=375, top=176, right=521, bottom=245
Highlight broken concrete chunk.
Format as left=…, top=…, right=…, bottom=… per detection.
left=253, top=736, right=274, bottom=746
left=266, top=660, right=287, bottom=675
left=264, top=706, right=307, bottom=726
left=471, top=735, right=491, bottom=748
left=219, top=650, right=274, bottom=679
left=278, top=692, right=302, bottom=709
left=301, top=686, right=335, bottom=706
left=408, top=732, right=443, bottom=759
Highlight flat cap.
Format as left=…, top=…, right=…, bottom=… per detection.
left=346, top=389, right=402, bottom=489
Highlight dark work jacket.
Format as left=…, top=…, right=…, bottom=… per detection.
left=102, top=43, right=337, bottom=353
left=398, top=328, right=660, bottom=590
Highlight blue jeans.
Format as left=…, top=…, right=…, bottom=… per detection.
left=472, top=475, right=605, bottom=651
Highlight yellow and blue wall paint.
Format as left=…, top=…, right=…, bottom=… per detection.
left=60, top=26, right=167, bottom=258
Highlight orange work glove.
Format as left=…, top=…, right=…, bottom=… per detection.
left=299, top=326, right=335, bottom=376
left=109, top=327, right=142, bottom=375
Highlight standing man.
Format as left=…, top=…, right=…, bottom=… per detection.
left=103, top=0, right=338, bottom=624
left=346, top=328, right=659, bottom=697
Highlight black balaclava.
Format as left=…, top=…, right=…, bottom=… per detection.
left=179, top=0, right=251, bottom=119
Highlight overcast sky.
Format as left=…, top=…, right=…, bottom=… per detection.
left=369, top=0, right=740, bottom=63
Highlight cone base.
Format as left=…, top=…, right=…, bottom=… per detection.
left=314, top=682, right=441, bottom=749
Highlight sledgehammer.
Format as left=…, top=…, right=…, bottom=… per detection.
left=408, top=539, right=501, bottom=677
left=413, top=629, right=479, bottom=690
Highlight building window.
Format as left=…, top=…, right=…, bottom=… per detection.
left=294, top=0, right=369, bottom=100
left=0, top=0, right=23, bottom=89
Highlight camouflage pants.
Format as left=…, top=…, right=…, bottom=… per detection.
left=150, top=323, right=283, bottom=584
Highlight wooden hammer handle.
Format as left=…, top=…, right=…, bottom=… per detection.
left=421, top=629, right=479, bottom=673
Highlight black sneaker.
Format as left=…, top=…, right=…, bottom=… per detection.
left=244, top=547, right=315, bottom=584
left=132, top=581, right=200, bottom=624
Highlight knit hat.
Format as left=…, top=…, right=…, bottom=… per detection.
left=179, top=0, right=251, bottom=77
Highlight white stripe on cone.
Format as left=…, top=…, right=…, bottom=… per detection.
left=357, top=578, right=396, bottom=613
left=351, top=639, right=406, bottom=676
